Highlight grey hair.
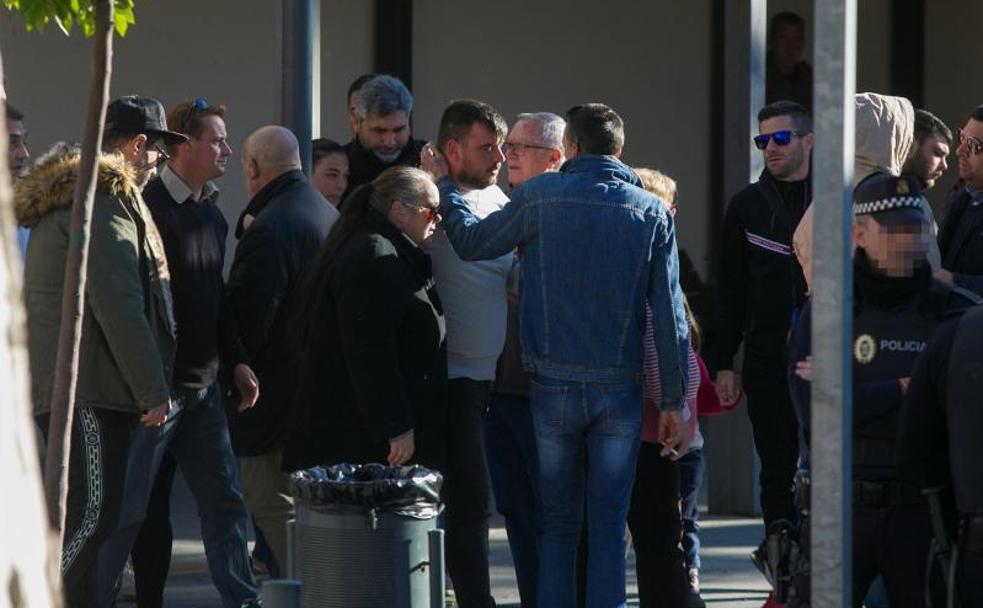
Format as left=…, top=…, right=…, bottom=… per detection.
left=353, top=75, right=413, bottom=120
left=368, top=166, right=433, bottom=214
left=516, top=112, right=566, bottom=149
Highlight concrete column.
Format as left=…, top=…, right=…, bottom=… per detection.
left=281, top=0, right=319, bottom=175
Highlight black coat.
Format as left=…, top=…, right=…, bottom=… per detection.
left=712, top=169, right=810, bottom=372
left=341, top=137, right=427, bottom=203
left=224, top=171, right=336, bottom=456
left=282, top=210, right=447, bottom=473
left=938, top=187, right=983, bottom=294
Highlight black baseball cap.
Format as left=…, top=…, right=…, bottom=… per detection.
left=105, top=95, right=188, bottom=145
left=852, top=172, right=927, bottom=228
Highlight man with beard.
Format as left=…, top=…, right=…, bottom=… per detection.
left=420, top=99, right=510, bottom=608
left=7, top=103, right=31, bottom=257
left=343, top=75, right=426, bottom=198
left=16, top=95, right=183, bottom=606
left=713, top=101, right=811, bottom=603
left=788, top=173, right=978, bottom=607
left=903, top=109, right=952, bottom=192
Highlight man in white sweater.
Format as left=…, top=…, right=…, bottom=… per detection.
left=423, top=99, right=511, bottom=608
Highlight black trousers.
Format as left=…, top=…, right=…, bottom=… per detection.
left=956, top=534, right=983, bottom=606
left=40, top=407, right=136, bottom=608
left=130, top=452, right=177, bottom=608
left=852, top=503, right=943, bottom=608
left=743, top=358, right=800, bottom=527
left=443, top=378, right=495, bottom=608
left=627, top=441, right=690, bottom=608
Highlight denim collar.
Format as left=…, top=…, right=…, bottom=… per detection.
left=559, top=155, right=642, bottom=187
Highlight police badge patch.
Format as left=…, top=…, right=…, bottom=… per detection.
left=854, top=334, right=877, bottom=364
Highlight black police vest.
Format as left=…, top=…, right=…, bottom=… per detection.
left=852, top=292, right=944, bottom=479
left=947, top=303, right=983, bottom=515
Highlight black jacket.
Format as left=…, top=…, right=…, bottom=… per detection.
left=342, top=136, right=427, bottom=202
left=282, top=210, right=447, bottom=473
left=712, top=169, right=809, bottom=371
left=938, top=187, right=983, bottom=295
left=224, top=170, right=336, bottom=456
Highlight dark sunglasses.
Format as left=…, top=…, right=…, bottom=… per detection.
left=179, top=97, right=208, bottom=134
left=753, top=130, right=799, bottom=150
left=153, top=143, right=170, bottom=168
left=958, top=128, right=983, bottom=156
left=401, top=202, right=441, bottom=223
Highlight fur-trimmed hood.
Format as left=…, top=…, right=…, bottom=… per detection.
left=14, top=142, right=141, bottom=227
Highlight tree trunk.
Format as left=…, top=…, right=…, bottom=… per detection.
left=42, top=0, right=115, bottom=555
left=0, top=57, right=61, bottom=608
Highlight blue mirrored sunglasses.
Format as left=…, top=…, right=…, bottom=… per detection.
left=753, top=130, right=797, bottom=150
left=179, top=97, right=209, bottom=134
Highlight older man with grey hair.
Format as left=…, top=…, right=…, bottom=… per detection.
left=343, top=74, right=427, bottom=199
left=504, top=111, right=566, bottom=189
left=224, top=125, right=338, bottom=574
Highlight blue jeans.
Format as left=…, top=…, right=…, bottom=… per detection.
left=485, top=392, right=541, bottom=608
left=530, top=375, right=642, bottom=608
left=97, top=384, right=258, bottom=608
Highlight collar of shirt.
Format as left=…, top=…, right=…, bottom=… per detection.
left=160, top=165, right=219, bottom=204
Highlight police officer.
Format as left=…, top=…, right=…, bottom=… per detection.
left=898, top=304, right=983, bottom=606
left=787, top=172, right=979, bottom=607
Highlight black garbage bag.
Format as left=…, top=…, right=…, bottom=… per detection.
left=288, top=463, right=443, bottom=519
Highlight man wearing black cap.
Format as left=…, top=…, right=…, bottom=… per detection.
left=16, top=95, right=185, bottom=606
left=786, top=173, right=979, bottom=607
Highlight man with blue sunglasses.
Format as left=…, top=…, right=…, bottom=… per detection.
left=713, top=100, right=813, bottom=606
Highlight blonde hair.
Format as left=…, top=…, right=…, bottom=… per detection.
left=634, top=167, right=677, bottom=207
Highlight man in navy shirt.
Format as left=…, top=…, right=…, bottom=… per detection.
left=99, top=99, right=259, bottom=608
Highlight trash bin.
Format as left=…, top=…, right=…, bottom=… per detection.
left=287, top=463, right=445, bottom=608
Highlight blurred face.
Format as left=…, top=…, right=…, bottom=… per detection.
left=311, top=152, right=349, bottom=206
left=505, top=120, right=562, bottom=187
left=125, top=135, right=166, bottom=189
left=770, top=22, right=805, bottom=71
left=757, top=115, right=812, bottom=181
left=957, top=119, right=983, bottom=189
left=853, top=217, right=930, bottom=278
left=179, top=115, right=232, bottom=181
left=7, top=118, right=29, bottom=179
left=905, top=134, right=949, bottom=190
left=356, top=111, right=410, bottom=162
left=446, top=123, right=505, bottom=190
left=390, top=180, right=441, bottom=244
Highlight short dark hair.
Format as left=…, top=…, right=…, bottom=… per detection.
left=769, top=11, right=806, bottom=39
left=436, top=99, right=507, bottom=149
left=913, top=109, right=953, bottom=146
left=6, top=103, right=24, bottom=122
left=347, top=74, right=377, bottom=106
left=312, top=138, right=345, bottom=166
left=972, top=104, right=983, bottom=123
left=758, top=100, right=812, bottom=133
left=564, top=104, right=625, bottom=156
left=165, top=99, right=227, bottom=140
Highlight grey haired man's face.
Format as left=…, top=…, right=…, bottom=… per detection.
left=356, top=111, right=411, bottom=162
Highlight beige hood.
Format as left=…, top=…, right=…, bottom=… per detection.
left=793, top=93, right=939, bottom=291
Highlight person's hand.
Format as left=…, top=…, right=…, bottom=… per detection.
left=933, top=268, right=954, bottom=285
left=794, top=356, right=814, bottom=382
left=420, top=143, right=448, bottom=180
left=234, top=363, right=260, bottom=412
left=141, top=400, right=171, bottom=427
left=715, top=370, right=741, bottom=404
left=657, top=410, right=690, bottom=460
left=241, top=213, right=256, bottom=232
left=388, top=430, right=415, bottom=466
left=898, top=377, right=911, bottom=393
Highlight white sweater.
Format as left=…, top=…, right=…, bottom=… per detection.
left=426, top=185, right=512, bottom=381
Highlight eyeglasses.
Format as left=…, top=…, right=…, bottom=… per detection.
left=402, top=202, right=441, bottom=223
left=179, top=97, right=208, bottom=135
left=503, top=142, right=553, bottom=155
left=958, top=128, right=983, bottom=156
left=753, top=130, right=799, bottom=150
left=153, top=143, right=170, bottom=168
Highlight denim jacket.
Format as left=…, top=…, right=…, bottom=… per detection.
left=437, top=155, right=689, bottom=410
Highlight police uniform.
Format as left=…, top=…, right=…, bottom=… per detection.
left=786, top=173, right=979, bottom=607
left=898, top=305, right=983, bottom=606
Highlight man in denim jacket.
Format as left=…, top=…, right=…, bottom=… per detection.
left=430, top=103, right=690, bottom=608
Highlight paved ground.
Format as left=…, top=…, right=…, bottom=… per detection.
left=120, top=472, right=770, bottom=607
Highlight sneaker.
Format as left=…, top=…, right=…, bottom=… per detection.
left=761, top=591, right=787, bottom=608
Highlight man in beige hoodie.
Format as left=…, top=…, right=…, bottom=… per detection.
left=793, top=93, right=942, bottom=291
